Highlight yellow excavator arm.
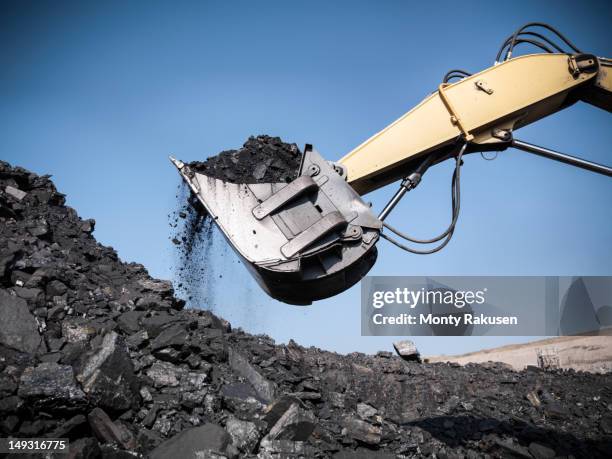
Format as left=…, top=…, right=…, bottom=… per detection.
left=341, top=53, right=612, bottom=195
left=171, top=23, right=612, bottom=304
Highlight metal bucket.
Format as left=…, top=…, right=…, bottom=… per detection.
left=170, top=145, right=381, bottom=305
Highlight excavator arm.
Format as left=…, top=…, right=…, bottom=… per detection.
left=341, top=53, right=612, bottom=195
left=171, top=24, right=612, bottom=305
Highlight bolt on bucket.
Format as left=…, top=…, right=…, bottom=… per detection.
left=170, top=145, right=381, bottom=305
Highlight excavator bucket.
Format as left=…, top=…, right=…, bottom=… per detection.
left=170, top=145, right=382, bottom=305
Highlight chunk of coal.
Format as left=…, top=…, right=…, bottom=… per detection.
left=264, top=402, right=316, bottom=442
left=88, top=407, right=136, bottom=450
left=149, top=424, right=237, bottom=459
left=228, top=347, right=276, bottom=403
left=188, top=135, right=302, bottom=184
left=5, top=185, right=27, bottom=201
left=225, top=417, right=260, bottom=454
left=342, top=416, right=382, bottom=445
left=392, top=339, right=421, bottom=362
left=76, top=331, right=139, bottom=411
left=0, top=290, right=43, bottom=354
left=18, top=362, right=86, bottom=408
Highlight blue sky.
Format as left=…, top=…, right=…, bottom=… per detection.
left=2, top=0, right=610, bottom=355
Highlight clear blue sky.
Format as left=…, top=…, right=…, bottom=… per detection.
left=2, top=0, right=611, bottom=355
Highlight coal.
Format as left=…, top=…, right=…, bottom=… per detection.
left=392, top=339, right=421, bottom=362
left=149, top=423, right=237, bottom=459
left=189, top=135, right=302, bottom=184
left=18, top=362, right=86, bottom=409
left=1, top=159, right=611, bottom=458
left=0, top=290, right=43, bottom=354
left=76, top=331, right=139, bottom=412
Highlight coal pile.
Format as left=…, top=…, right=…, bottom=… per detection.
left=188, top=135, right=302, bottom=184
left=1, top=160, right=611, bottom=458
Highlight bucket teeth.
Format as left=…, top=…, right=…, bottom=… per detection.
left=169, top=156, right=185, bottom=171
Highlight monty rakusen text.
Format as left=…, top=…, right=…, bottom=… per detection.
left=369, top=287, right=518, bottom=327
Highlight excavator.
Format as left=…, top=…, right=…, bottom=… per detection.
left=170, top=23, right=612, bottom=305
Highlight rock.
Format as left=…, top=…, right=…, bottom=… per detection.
left=544, top=401, right=570, bottom=418
left=392, top=340, right=421, bottom=362
left=46, top=279, right=68, bottom=297
left=601, top=414, right=612, bottom=435
left=495, top=438, right=531, bottom=458
left=146, top=361, right=182, bottom=388
left=142, top=404, right=160, bottom=428
left=77, top=331, right=139, bottom=411
left=152, top=346, right=183, bottom=363
left=263, top=396, right=302, bottom=428
left=66, top=437, right=101, bottom=459
left=342, top=417, right=382, bottom=445
left=5, top=185, right=27, bottom=201
left=228, top=347, right=276, bottom=403
left=376, top=351, right=393, bottom=359
left=14, top=286, right=44, bottom=306
left=126, top=330, right=148, bottom=349
left=137, top=278, right=174, bottom=297
left=80, top=219, right=95, bottom=233
left=225, top=417, right=260, bottom=453
left=526, top=390, right=541, bottom=408
left=528, top=442, right=556, bottom=459
left=116, top=310, right=143, bottom=335
left=0, top=415, right=19, bottom=433
left=0, top=395, right=24, bottom=413
left=288, top=391, right=321, bottom=401
left=328, top=392, right=345, bottom=408
left=149, top=423, right=237, bottom=459
left=356, top=403, right=377, bottom=419
left=62, top=319, right=97, bottom=343
left=221, top=382, right=265, bottom=415
left=88, top=407, right=137, bottom=450
left=150, top=323, right=188, bottom=350
left=265, top=402, right=316, bottom=442
left=258, top=438, right=315, bottom=459
left=48, top=414, right=87, bottom=438
left=140, top=312, right=176, bottom=338
left=18, top=362, right=86, bottom=408
left=181, top=390, right=207, bottom=409
left=0, top=290, right=42, bottom=354
left=137, top=428, right=163, bottom=452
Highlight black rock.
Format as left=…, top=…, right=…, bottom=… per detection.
left=228, top=347, right=276, bottom=403
left=88, top=407, right=136, bottom=450
left=150, top=323, right=188, bottom=350
left=0, top=290, right=42, bottom=354
left=264, top=402, right=316, bottom=442
left=18, top=362, right=86, bottom=409
left=76, top=331, right=139, bottom=411
left=149, top=423, right=237, bottom=459
left=66, top=437, right=101, bottom=459
left=342, top=416, right=382, bottom=445
left=116, top=310, right=143, bottom=335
